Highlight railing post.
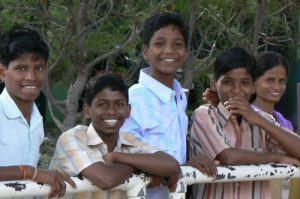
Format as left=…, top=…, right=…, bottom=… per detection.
left=169, top=177, right=187, bottom=199
left=297, top=83, right=300, bottom=134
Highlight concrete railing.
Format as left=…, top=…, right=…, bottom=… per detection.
left=1, top=164, right=300, bottom=198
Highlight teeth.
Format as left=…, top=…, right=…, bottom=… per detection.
left=162, top=58, right=175, bottom=62
left=104, top=119, right=118, bottom=125
left=23, top=86, right=37, bottom=89
left=271, top=92, right=280, bottom=96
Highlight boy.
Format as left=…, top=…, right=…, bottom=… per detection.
left=0, top=27, right=75, bottom=198
left=50, top=73, right=181, bottom=198
left=189, top=47, right=300, bottom=199
left=120, top=12, right=216, bottom=197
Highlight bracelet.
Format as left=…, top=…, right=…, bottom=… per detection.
left=31, top=167, right=38, bottom=181
left=19, top=165, right=25, bottom=180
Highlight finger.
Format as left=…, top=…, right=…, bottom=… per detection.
left=63, top=175, right=77, bottom=189
left=57, top=179, right=66, bottom=197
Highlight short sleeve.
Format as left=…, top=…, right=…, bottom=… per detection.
left=50, top=132, right=104, bottom=176
left=189, top=106, right=230, bottom=160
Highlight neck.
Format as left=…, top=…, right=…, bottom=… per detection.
left=253, top=98, right=274, bottom=115
left=149, top=71, right=174, bottom=89
left=100, top=133, right=119, bottom=152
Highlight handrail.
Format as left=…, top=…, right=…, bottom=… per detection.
left=0, top=164, right=299, bottom=198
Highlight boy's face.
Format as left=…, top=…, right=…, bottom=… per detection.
left=212, top=68, right=255, bottom=104
left=142, top=24, right=187, bottom=79
left=84, top=88, right=131, bottom=138
left=0, top=53, right=47, bottom=105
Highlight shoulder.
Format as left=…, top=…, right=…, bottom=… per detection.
left=58, top=125, right=88, bottom=146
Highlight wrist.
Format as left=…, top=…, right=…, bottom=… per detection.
left=24, top=166, right=35, bottom=180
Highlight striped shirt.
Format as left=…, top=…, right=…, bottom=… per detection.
left=120, top=67, right=188, bottom=165
left=189, top=103, right=291, bottom=199
left=50, top=124, right=158, bottom=199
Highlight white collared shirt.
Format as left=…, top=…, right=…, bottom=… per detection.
left=0, top=88, right=44, bottom=166
left=120, top=67, right=188, bottom=164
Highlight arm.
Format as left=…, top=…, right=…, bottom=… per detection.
left=0, top=166, right=76, bottom=198
left=104, top=151, right=180, bottom=177
left=80, top=162, right=134, bottom=190
left=225, top=96, right=300, bottom=160
left=217, top=148, right=300, bottom=166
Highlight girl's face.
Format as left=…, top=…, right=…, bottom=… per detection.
left=254, top=65, right=287, bottom=105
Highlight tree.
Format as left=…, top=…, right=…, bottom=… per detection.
left=0, top=0, right=174, bottom=130
left=0, top=0, right=298, bottom=131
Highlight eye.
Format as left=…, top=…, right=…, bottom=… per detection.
left=97, top=102, right=107, bottom=108
left=279, top=79, right=286, bottom=84
left=115, top=102, right=125, bottom=108
left=36, top=65, right=46, bottom=71
left=266, top=78, right=275, bottom=83
left=15, top=65, right=27, bottom=71
left=154, top=41, right=164, bottom=47
left=222, top=79, right=232, bottom=85
left=242, top=80, right=251, bottom=86
left=174, top=41, right=184, bottom=48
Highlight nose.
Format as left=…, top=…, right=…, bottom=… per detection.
left=105, top=104, right=116, bottom=115
left=232, top=83, right=241, bottom=94
left=25, top=69, right=37, bottom=81
left=163, top=43, right=174, bottom=53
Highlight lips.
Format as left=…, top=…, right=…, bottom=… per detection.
left=104, top=119, right=118, bottom=126
left=161, top=58, right=176, bottom=62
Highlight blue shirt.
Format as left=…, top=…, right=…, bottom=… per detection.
left=120, top=68, right=188, bottom=164
left=0, top=88, right=44, bottom=166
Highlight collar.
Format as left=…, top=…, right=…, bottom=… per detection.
left=216, top=102, right=251, bottom=129
left=139, top=67, right=182, bottom=104
left=84, top=124, right=136, bottom=148
left=215, top=102, right=232, bottom=127
left=0, top=88, right=41, bottom=120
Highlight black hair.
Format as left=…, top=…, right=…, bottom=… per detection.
left=213, top=47, right=256, bottom=80
left=143, top=12, right=188, bottom=47
left=255, top=51, right=288, bottom=79
left=0, top=27, right=49, bottom=67
left=85, top=73, right=129, bottom=106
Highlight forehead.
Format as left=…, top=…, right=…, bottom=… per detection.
left=219, top=68, right=253, bottom=80
left=93, top=88, right=126, bottom=101
left=151, top=24, right=184, bottom=41
left=8, top=53, right=46, bottom=67
left=260, top=65, right=287, bottom=77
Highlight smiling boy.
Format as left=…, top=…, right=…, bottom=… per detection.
left=0, top=27, right=75, bottom=198
left=50, top=73, right=181, bottom=199
left=189, top=47, right=300, bottom=199
left=120, top=12, right=217, bottom=198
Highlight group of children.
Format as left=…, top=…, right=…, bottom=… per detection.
left=0, top=11, right=300, bottom=199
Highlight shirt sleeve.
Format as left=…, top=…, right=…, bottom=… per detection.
left=189, top=106, right=230, bottom=161
left=50, top=132, right=104, bottom=176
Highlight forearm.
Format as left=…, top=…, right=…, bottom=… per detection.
left=254, top=115, right=300, bottom=159
left=0, top=166, right=35, bottom=181
left=217, top=148, right=281, bottom=165
left=111, top=151, right=180, bottom=177
left=81, top=162, right=134, bottom=190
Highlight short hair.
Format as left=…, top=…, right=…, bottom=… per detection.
left=85, top=73, right=129, bottom=106
left=255, top=51, right=288, bottom=79
left=0, top=27, right=49, bottom=67
left=143, top=12, right=188, bottom=47
left=213, top=47, right=256, bottom=80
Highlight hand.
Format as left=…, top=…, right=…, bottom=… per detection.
left=185, top=154, right=217, bottom=177
left=276, top=154, right=300, bottom=167
left=104, top=152, right=116, bottom=165
left=203, top=88, right=219, bottom=106
left=224, top=96, right=259, bottom=124
left=164, top=171, right=181, bottom=192
left=33, top=169, right=76, bottom=198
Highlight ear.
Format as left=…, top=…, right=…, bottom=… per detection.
left=0, top=64, right=6, bottom=81
left=83, top=103, right=91, bottom=119
left=142, top=45, right=149, bottom=61
left=126, top=104, right=131, bottom=118
left=210, top=78, right=217, bottom=92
